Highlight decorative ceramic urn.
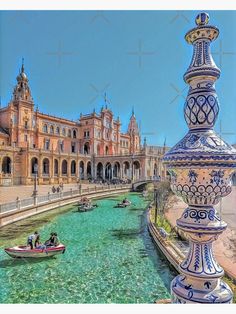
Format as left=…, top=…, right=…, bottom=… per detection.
left=163, top=12, right=236, bottom=304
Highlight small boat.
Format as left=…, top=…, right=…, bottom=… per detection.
left=78, top=203, right=98, bottom=212
left=114, top=200, right=132, bottom=208
left=4, top=244, right=66, bottom=258
left=77, top=197, right=90, bottom=206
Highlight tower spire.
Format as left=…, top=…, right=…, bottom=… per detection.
left=21, top=57, right=25, bottom=73
left=13, top=59, right=33, bottom=103
left=104, top=92, right=110, bottom=109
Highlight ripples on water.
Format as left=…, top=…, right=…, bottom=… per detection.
left=0, top=193, right=175, bottom=303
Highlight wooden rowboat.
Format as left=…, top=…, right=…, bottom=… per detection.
left=4, top=244, right=66, bottom=258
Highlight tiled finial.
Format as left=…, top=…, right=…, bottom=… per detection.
left=195, top=12, right=209, bottom=26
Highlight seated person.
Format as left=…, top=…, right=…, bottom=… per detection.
left=44, top=232, right=55, bottom=247
left=53, top=232, right=60, bottom=246
left=34, top=235, right=46, bottom=250
left=44, top=232, right=60, bottom=247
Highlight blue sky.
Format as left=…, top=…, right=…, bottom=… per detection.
left=0, top=10, right=236, bottom=146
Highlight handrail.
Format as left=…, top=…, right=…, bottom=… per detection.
left=0, top=184, right=132, bottom=214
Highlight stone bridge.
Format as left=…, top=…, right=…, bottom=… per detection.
left=132, top=177, right=161, bottom=191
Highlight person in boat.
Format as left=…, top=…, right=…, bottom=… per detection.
left=34, top=234, right=40, bottom=248
left=122, top=198, right=129, bottom=204
left=44, top=232, right=60, bottom=247
left=53, top=232, right=60, bottom=246
left=44, top=232, right=55, bottom=247
left=34, top=234, right=46, bottom=249
left=27, top=231, right=39, bottom=249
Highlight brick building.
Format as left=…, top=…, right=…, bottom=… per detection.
left=0, top=62, right=166, bottom=186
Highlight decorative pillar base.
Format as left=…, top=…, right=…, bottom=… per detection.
left=171, top=275, right=233, bottom=304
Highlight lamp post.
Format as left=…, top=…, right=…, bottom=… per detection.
left=131, top=154, right=134, bottom=182
left=153, top=181, right=158, bottom=224
left=163, top=13, right=236, bottom=304
left=32, top=163, right=38, bottom=203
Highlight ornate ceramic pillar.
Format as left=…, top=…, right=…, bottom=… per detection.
left=163, top=12, right=236, bottom=304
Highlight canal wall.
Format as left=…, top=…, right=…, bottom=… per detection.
left=147, top=206, right=236, bottom=288
left=147, top=207, right=185, bottom=273
left=0, top=185, right=131, bottom=228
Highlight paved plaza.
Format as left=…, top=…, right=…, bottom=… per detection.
left=0, top=182, right=95, bottom=205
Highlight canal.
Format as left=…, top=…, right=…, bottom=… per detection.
left=0, top=192, right=175, bottom=303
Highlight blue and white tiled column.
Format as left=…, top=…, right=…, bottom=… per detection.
left=163, top=13, right=236, bottom=304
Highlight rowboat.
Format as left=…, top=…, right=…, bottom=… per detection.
left=78, top=203, right=98, bottom=212
left=114, top=201, right=131, bottom=208
left=4, top=244, right=66, bottom=258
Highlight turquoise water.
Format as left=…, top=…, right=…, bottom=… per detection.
left=0, top=193, right=175, bottom=303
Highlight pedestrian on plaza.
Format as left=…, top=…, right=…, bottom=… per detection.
left=52, top=185, right=56, bottom=193
left=56, top=186, right=60, bottom=193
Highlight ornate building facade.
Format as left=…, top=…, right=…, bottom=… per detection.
left=0, top=62, right=166, bottom=186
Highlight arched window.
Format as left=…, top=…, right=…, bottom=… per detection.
left=71, top=160, right=76, bottom=176
left=50, top=125, right=54, bottom=134
left=44, top=139, right=50, bottom=150
left=105, top=146, right=109, bottom=155
left=79, top=161, right=84, bottom=179
left=42, top=158, right=50, bottom=175
left=72, top=129, right=77, bottom=138
left=31, top=157, right=38, bottom=174
left=56, top=126, right=60, bottom=135
left=62, top=128, right=66, bottom=136
left=105, top=162, right=112, bottom=180
left=59, top=140, right=64, bottom=152
left=133, top=161, right=141, bottom=180
left=96, top=162, right=103, bottom=179
left=84, top=142, right=90, bottom=155
left=87, top=161, right=92, bottom=179
left=43, top=124, right=48, bottom=133
left=2, top=156, right=11, bottom=174
left=97, top=144, right=101, bottom=156
left=123, top=161, right=130, bottom=178
left=68, top=129, right=72, bottom=137
left=113, top=162, right=120, bottom=178
left=54, top=159, right=59, bottom=176
left=62, top=160, right=68, bottom=175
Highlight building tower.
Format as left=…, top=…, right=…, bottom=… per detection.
left=128, top=108, right=140, bottom=154
left=13, top=59, right=33, bottom=104
left=11, top=59, right=34, bottom=148
left=163, top=13, right=236, bottom=303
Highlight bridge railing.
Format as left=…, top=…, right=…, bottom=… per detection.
left=0, top=183, right=132, bottom=214
left=132, top=176, right=163, bottom=183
